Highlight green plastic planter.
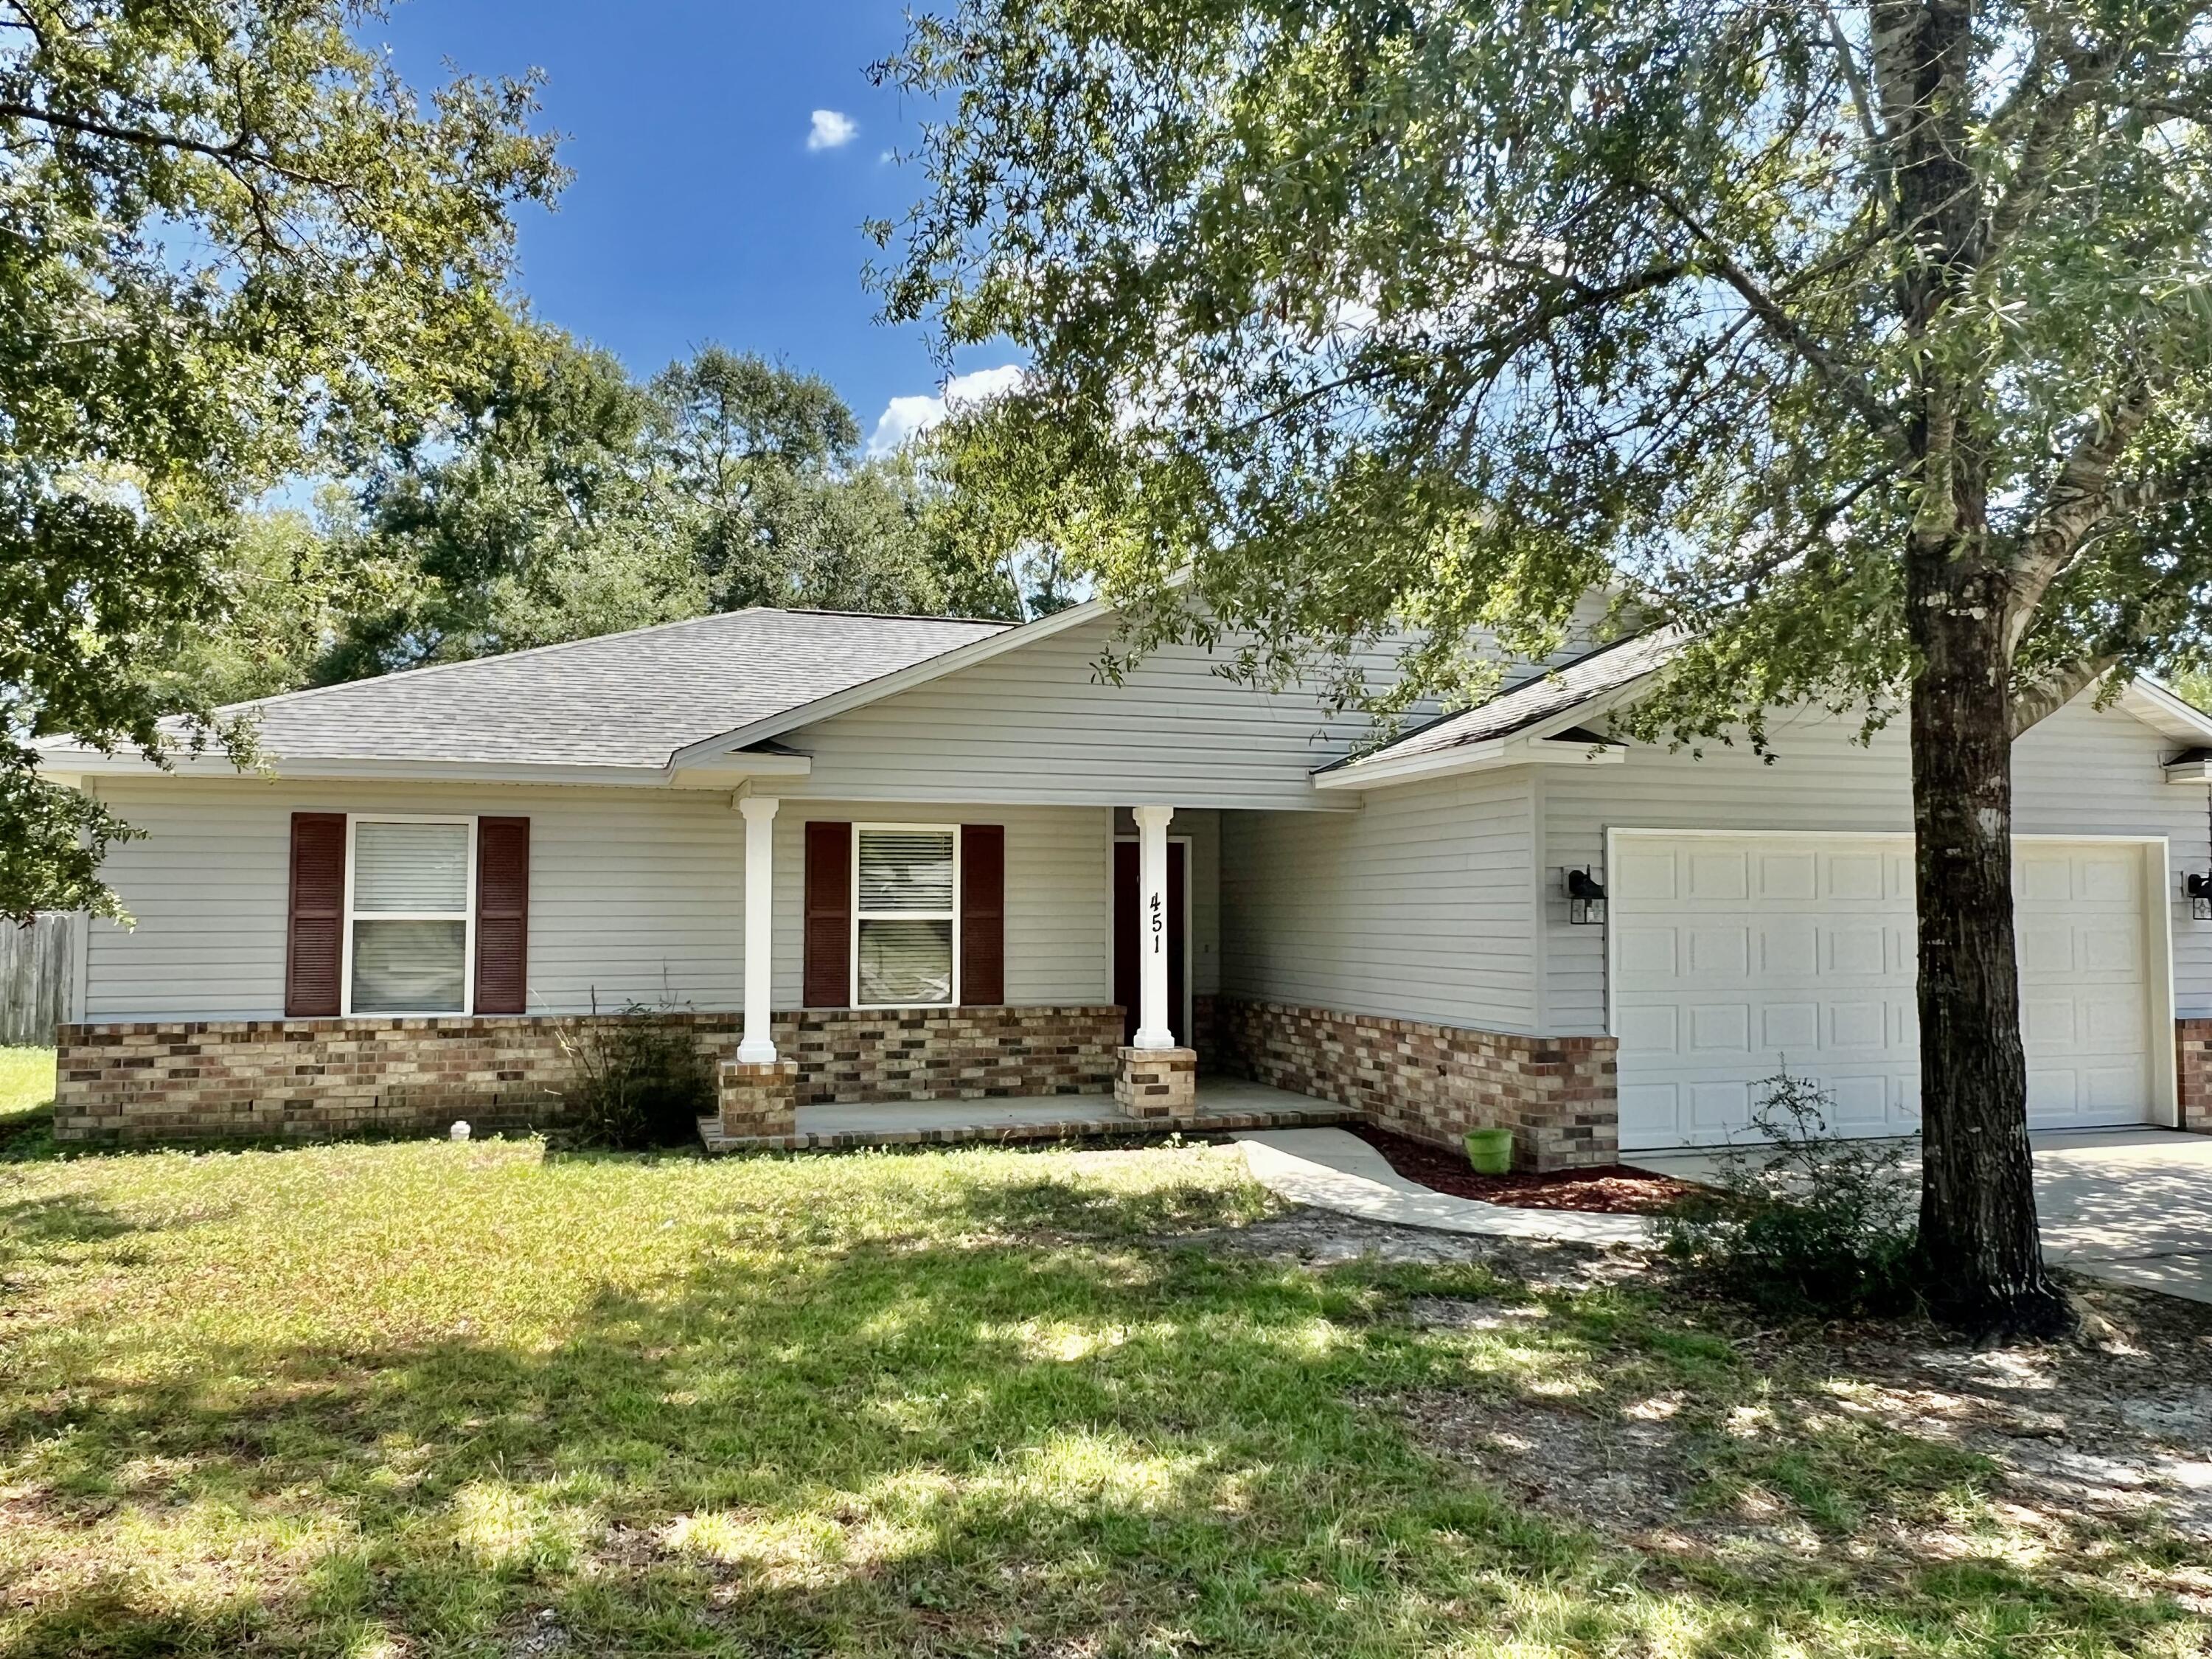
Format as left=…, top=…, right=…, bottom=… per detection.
left=1463, top=1127, right=1514, bottom=1175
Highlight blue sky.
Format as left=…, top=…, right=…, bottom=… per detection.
left=374, top=1, right=1010, bottom=454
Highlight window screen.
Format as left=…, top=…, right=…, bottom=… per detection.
left=855, top=828, right=955, bottom=1005
left=350, top=821, right=470, bottom=1013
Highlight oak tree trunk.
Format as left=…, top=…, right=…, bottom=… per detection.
left=1905, top=554, right=2072, bottom=1338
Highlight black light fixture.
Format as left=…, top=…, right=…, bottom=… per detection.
left=2192, top=790, right=2212, bottom=920
left=1565, top=866, right=1607, bottom=926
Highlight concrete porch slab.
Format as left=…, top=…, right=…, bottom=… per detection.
left=1624, top=1127, right=2212, bottom=1305
left=697, top=1077, right=1351, bottom=1153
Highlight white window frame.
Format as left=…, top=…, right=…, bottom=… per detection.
left=341, top=813, right=479, bottom=1018
left=851, top=821, right=962, bottom=1010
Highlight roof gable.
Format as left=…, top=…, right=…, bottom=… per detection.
left=1318, top=628, right=2212, bottom=790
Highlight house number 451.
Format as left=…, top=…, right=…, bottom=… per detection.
left=1149, top=891, right=1163, bottom=953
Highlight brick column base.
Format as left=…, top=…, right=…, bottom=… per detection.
left=720, top=1059, right=799, bottom=1138
left=1115, top=1046, right=1197, bottom=1119
left=2177, top=1019, right=2212, bottom=1133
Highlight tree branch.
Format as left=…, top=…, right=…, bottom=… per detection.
left=1633, top=181, right=1912, bottom=464
left=2010, top=653, right=2116, bottom=738
left=1982, top=44, right=2119, bottom=265
left=2004, top=387, right=2158, bottom=649
left=1825, top=7, right=1892, bottom=209
left=0, top=99, right=343, bottom=190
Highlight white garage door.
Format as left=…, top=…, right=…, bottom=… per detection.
left=1612, top=834, right=2157, bottom=1150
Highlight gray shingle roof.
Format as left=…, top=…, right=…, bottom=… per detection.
left=1318, top=628, right=1686, bottom=773
left=147, top=609, right=1012, bottom=772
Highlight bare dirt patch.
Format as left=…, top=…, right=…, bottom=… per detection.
left=1196, top=1203, right=2212, bottom=1605
left=1348, top=1125, right=1698, bottom=1214
left=1172, top=1208, right=1650, bottom=1291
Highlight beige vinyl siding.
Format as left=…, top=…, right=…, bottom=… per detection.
left=83, top=779, right=748, bottom=1020
left=780, top=603, right=1627, bottom=815
left=782, top=614, right=1370, bottom=810
left=82, top=784, right=1115, bottom=1022
left=769, top=802, right=1110, bottom=1008
left=1542, top=695, right=2212, bottom=1033
left=1220, top=770, right=1540, bottom=1031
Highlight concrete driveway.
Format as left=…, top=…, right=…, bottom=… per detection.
left=1625, top=1128, right=2212, bottom=1304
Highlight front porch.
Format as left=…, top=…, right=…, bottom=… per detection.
left=697, top=1076, right=1351, bottom=1153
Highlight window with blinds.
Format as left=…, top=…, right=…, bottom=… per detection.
left=350, top=819, right=473, bottom=1014
left=855, top=827, right=956, bottom=1006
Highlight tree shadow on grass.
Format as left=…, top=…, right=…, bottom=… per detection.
left=0, top=1186, right=2202, bottom=1658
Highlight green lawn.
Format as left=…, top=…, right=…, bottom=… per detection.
left=0, top=1054, right=2203, bottom=1657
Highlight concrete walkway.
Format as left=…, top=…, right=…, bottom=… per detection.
left=1627, top=1127, right=2212, bottom=1305
left=1237, top=1128, right=1652, bottom=1247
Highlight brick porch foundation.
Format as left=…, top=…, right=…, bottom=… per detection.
left=1113, top=1046, right=1197, bottom=1118
left=719, top=1058, right=800, bottom=1138
left=52, top=1004, right=1122, bottom=1144
left=1213, top=998, right=1618, bottom=1170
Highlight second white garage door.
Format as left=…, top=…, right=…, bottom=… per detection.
left=1611, top=833, right=2160, bottom=1150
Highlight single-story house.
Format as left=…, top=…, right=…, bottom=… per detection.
left=36, top=597, right=2212, bottom=1162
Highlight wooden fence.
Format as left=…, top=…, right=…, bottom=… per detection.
left=1, top=917, right=73, bottom=1046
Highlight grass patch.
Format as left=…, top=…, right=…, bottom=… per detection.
left=0, top=1046, right=56, bottom=1159
left=0, top=1135, right=2202, bottom=1656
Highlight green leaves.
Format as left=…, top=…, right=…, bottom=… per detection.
left=319, top=330, right=1022, bottom=681
left=874, top=0, right=2212, bottom=741
left=2, top=0, right=563, bottom=918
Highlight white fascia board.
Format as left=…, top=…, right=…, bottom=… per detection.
left=1313, top=731, right=1627, bottom=792
left=666, top=751, right=815, bottom=787
left=1311, top=737, right=1509, bottom=790
left=2121, top=675, right=2212, bottom=747
left=1314, top=681, right=1649, bottom=793
left=664, top=593, right=1126, bottom=770
left=2163, top=757, right=2212, bottom=785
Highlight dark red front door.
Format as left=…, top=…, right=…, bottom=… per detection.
left=1113, top=839, right=1187, bottom=1046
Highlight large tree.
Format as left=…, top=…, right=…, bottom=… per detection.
left=321, top=333, right=1019, bottom=679
left=876, top=1, right=2212, bottom=1333
left=317, top=319, right=700, bottom=678
left=1, top=0, right=560, bottom=921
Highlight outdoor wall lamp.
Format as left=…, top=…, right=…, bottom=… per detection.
left=2188, top=871, right=2212, bottom=922
left=1565, top=866, right=1607, bottom=926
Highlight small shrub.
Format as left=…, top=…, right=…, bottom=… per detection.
left=557, top=1005, right=715, bottom=1150
left=1658, top=1072, right=1921, bottom=1316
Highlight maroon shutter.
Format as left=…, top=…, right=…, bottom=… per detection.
left=960, top=825, right=1005, bottom=1006
left=285, top=813, right=346, bottom=1018
left=804, top=821, right=852, bottom=1008
left=474, top=816, right=529, bottom=1015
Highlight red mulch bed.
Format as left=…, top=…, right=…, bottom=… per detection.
left=1349, top=1125, right=1698, bottom=1215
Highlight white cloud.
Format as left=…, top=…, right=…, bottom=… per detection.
left=866, top=364, right=1026, bottom=456
left=806, top=109, right=857, bottom=151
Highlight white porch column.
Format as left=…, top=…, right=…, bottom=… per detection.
left=1131, top=803, right=1176, bottom=1049
left=736, top=793, right=780, bottom=1063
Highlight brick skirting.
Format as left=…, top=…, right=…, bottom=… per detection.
left=52, top=1004, right=1122, bottom=1144
left=2177, top=1019, right=2212, bottom=1133
left=1212, top=998, right=1619, bottom=1170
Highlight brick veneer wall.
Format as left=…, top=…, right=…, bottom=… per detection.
left=2177, top=1019, right=2212, bottom=1133
left=779, top=1005, right=1119, bottom=1105
left=52, top=1004, right=1123, bottom=1144
left=1213, top=998, right=1619, bottom=1170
